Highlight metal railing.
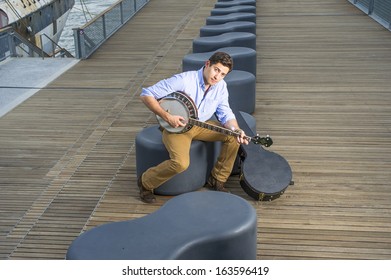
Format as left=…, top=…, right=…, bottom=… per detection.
left=349, top=0, right=391, bottom=30
left=0, top=26, right=74, bottom=61
left=0, top=26, right=50, bottom=61
left=0, top=28, right=11, bottom=61
left=40, top=33, right=74, bottom=58
left=73, top=0, right=150, bottom=59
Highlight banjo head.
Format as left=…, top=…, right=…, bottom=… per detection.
left=157, top=92, right=198, bottom=133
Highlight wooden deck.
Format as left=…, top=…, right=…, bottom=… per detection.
left=1, top=0, right=391, bottom=260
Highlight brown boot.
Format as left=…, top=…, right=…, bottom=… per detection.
left=137, top=176, right=156, bottom=203
left=204, top=175, right=230, bottom=193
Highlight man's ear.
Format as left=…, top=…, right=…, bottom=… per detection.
left=205, top=60, right=210, bottom=68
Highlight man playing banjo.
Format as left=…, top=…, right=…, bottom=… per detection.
left=139, top=51, right=249, bottom=203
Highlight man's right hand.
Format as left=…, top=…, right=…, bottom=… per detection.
left=166, top=114, right=186, bottom=128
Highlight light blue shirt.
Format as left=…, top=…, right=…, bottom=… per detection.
left=141, top=67, right=236, bottom=125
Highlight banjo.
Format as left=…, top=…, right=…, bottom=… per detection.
left=156, top=91, right=273, bottom=147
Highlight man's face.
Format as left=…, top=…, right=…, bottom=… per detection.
left=203, top=61, right=230, bottom=86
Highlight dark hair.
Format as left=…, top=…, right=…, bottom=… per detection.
left=208, top=52, right=233, bottom=72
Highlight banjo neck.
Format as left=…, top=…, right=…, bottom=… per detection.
left=155, top=91, right=272, bottom=147
left=188, top=118, right=261, bottom=145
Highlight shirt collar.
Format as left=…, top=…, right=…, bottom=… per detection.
left=197, top=66, right=216, bottom=91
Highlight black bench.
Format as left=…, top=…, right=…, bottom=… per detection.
left=211, top=5, right=256, bottom=16
left=200, top=21, right=256, bottom=37
left=183, top=46, right=256, bottom=76
left=66, top=191, right=257, bottom=260
left=193, top=32, right=256, bottom=53
left=135, top=125, right=208, bottom=196
left=215, top=0, right=256, bottom=8
left=206, top=12, right=256, bottom=25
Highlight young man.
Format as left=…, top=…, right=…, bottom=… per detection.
left=139, top=51, right=248, bottom=203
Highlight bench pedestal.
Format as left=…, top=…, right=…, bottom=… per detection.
left=136, top=125, right=208, bottom=196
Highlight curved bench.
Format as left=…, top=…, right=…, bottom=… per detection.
left=200, top=21, right=256, bottom=37
left=211, top=5, right=256, bottom=16
left=193, top=32, right=256, bottom=53
left=206, top=12, right=256, bottom=25
left=215, top=0, right=256, bottom=8
left=226, top=70, right=256, bottom=114
left=135, top=125, right=208, bottom=196
left=183, top=46, right=256, bottom=76
left=66, top=191, right=257, bottom=260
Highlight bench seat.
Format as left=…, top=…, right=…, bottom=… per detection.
left=66, top=191, right=257, bottom=260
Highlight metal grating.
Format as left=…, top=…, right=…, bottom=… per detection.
left=73, top=0, right=150, bottom=59
left=356, top=0, right=372, bottom=12
left=349, top=0, right=391, bottom=30
left=373, top=0, right=391, bottom=26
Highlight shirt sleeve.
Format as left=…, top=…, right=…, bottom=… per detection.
left=141, top=73, right=186, bottom=99
left=214, top=82, right=236, bottom=125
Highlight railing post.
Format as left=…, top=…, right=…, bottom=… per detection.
left=73, top=28, right=86, bottom=59
left=73, top=28, right=80, bottom=59
left=52, top=36, right=56, bottom=56
left=120, top=1, right=124, bottom=24
left=8, top=31, right=17, bottom=57
left=39, top=34, right=46, bottom=59
left=368, top=0, right=375, bottom=15
left=102, top=14, right=107, bottom=39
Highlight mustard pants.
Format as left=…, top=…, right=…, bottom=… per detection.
left=141, top=121, right=240, bottom=190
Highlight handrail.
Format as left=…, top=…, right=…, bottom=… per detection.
left=0, top=26, right=74, bottom=60
left=73, top=0, right=150, bottom=59
left=40, top=33, right=74, bottom=58
left=0, top=26, right=50, bottom=60
left=12, top=30, right=51, bottom=58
